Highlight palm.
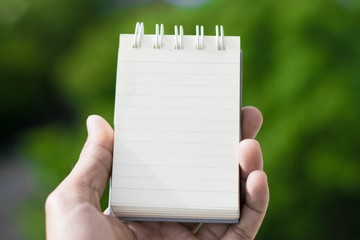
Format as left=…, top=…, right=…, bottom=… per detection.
left=71, top=199, right=196, bottom=239
left=108, top=220, right=197, bottom=239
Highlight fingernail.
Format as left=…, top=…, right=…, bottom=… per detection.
left=86, top=115, right=96, bottom=136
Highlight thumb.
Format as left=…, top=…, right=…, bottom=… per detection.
left=70, top=115, right=114, bottom=198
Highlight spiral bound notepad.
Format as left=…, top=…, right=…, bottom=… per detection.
left=110, top=22, right=242, bottom=223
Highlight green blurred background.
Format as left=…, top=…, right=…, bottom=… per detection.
left=1, top=0, right=360, bottom=239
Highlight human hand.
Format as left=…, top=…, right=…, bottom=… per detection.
left=45, top=106, right=269, bottom=240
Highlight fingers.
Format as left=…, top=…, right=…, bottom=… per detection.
left=240, top=106, right=263, bottom=180
left=220, top=115, right=269, bottom=240
left=69, top=115, right=114, bottom=199
left=238, top=140, right=263, bottom=180
left=222, top=132, right=267, bottom=240
left=241, top=106, right=263, bottom=140
left=222, top=170, right=269, bottom=240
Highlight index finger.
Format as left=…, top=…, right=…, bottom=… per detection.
left=241, top=106, right=263, bottom=140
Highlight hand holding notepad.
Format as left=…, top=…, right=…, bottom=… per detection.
left=45, top=111, right=268, bottom=240
left=45, top=22, right=269, bottom=240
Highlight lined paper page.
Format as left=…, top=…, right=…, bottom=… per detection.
left=111, top=34, right=241, bottom=214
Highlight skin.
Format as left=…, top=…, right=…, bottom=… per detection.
left=45, top=106, right=269, bottom=240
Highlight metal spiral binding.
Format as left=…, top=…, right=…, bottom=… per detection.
left=133, top=22, right=144, bottom=48
left=215, top=25, right=225, bottom=50
left=174, top=25, right=184, bottom=49
left=154, top=24, right=164, bottom=49
left=196, top=25, right=205, bottom=50
left=132, top=23, right=226, bottom=50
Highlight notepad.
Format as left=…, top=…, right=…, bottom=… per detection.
left=110, top=23, right=242, bottom=223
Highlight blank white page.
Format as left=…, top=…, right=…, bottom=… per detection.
left=111, top=33, right=241, bottom=220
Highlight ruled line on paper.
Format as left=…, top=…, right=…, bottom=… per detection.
left=116, top=105, right=238, bottom=110
left=115, top=95, right=239, bottom=110
left=120, top=82, right=238, bottom=87
left=117, top=86, right=238, bottom=98
left=112, top=176, right=238, bottom=190
left=112, top=158, right=236, bottom=167
left=119, top=81, right=238, bottom=88
left=111, top=175, right=237, bottom=181
left=114, top=140, right=236, bottom=146
left=115, top=93, right=238, bottom=97
left=111, top=203, right=238, bottom=210
left=116, top=117, right=236, bottom=122
left=118, top=72, right=238, bottom=87
left=118, top=61, right=239, bottom=75
left=112, top=187, right=237, bottom=193
left=113, top=163, right=235, bottom=169
left=112, top=172, right=238, bottom=181
left=114, top=151, right=234, bottom=157
left=118, top=71, right=238, bottom=77
left=116, top=128, right=237, bottom=134
left=118, top=60, right=239, bottom=65
left=112, top=152, right=237, bottom=168
left=117, top=93, right=238, bottom=99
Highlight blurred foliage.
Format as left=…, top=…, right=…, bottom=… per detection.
left=1, top=0, right=360, bottom=239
